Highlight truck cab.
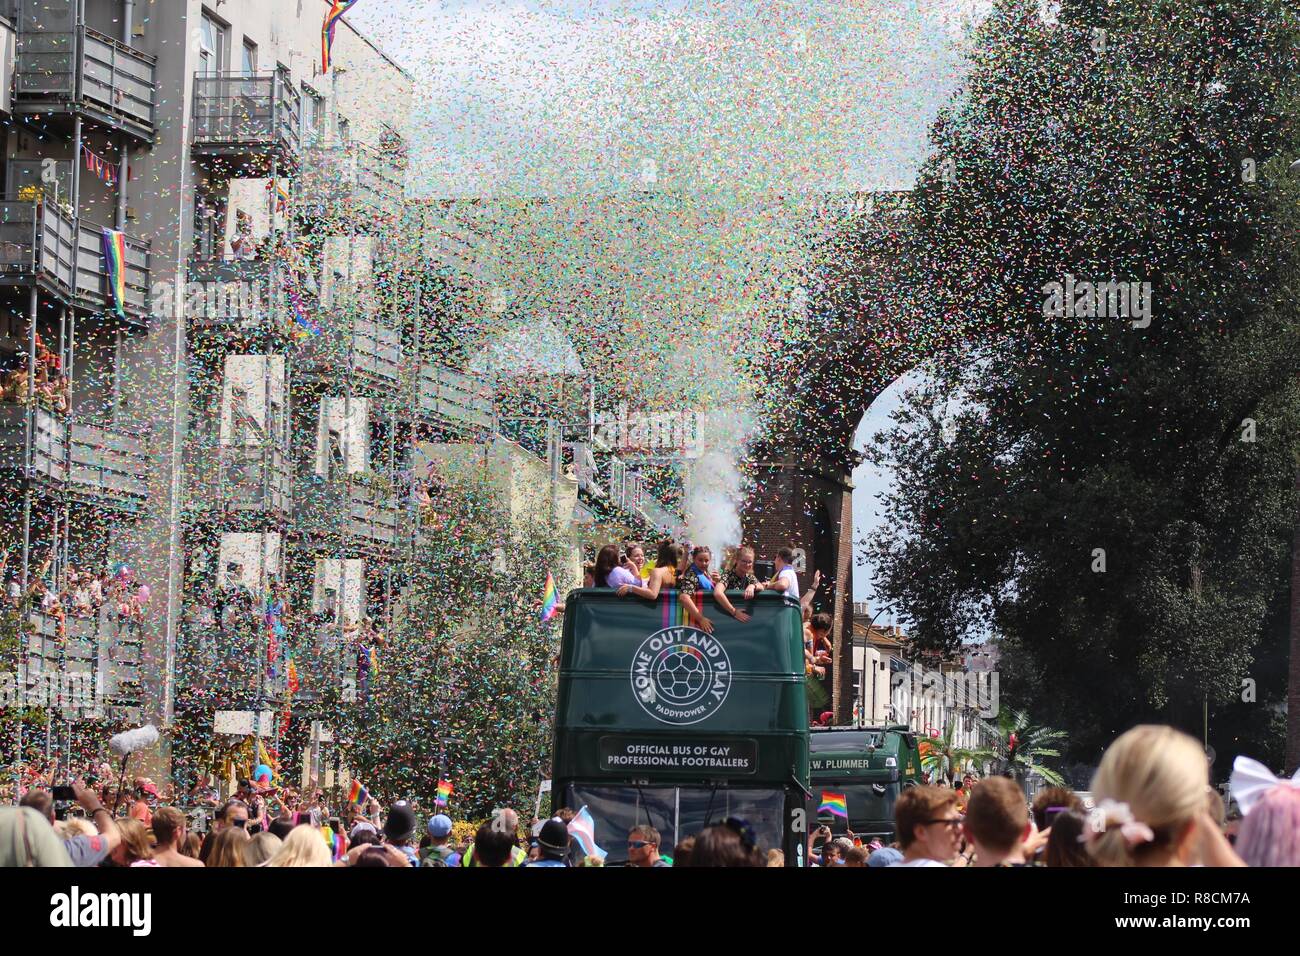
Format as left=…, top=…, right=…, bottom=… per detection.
left=808, top=725, right=923, bottom=840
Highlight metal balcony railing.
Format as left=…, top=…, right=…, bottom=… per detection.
left=416, top=363, right=495, bottom=432
left=0, top=406, right=149, bottom=509
left=299, top=141, right=405, bottom=224
left=195, top=443, right=292, bottom=516
left=191, top=72, right=301, bottom=165
left=0, top=200, right=150, bottom=317
left=21, top=609, right=143, bottom=714
left=294, top=474, right=402, bottom=548
left=297, top=312, right=403, bottom=393
left=14, top=25, right=157, bottom=140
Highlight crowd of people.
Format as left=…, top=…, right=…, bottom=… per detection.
left=4, top=724, right=1297, bottom=867
left=2, top=553, right=151, bottom=626
left=0, top=333, right=71, bottom=413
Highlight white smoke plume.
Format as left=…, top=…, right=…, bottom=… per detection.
left=684, top=408, right=756, bottom=563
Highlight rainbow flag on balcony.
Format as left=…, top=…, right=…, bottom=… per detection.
left=101, top=228, right=127, bottom=319
left=321, top=0, right=361, bottom=73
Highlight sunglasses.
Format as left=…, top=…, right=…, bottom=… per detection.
left=231, top=818, right=248, bottom=828
left=921, top=817, right=964, bottom=828
left=627, top=840, right=649, bottom=849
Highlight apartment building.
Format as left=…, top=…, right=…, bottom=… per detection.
left=0, top=0, right=458, bottom=784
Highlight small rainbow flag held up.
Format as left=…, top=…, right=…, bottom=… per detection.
left=540, top=571, right=558, bottom=622
left=321, top=0, right=361, bottom=73
left=819, top=792, right=849, bottom=819
left=348, top=780, right=369, bottom=806
left=435, top=779, right=453, bottom=807
left=101, top=229, right=127, bottom=319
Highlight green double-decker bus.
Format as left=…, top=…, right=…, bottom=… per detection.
left=552, top=589, right=809, bottom=865
left=809, top=726, right=924, bottom=840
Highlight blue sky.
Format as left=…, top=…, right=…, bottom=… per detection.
left=348, top=0, right=980, bottom=603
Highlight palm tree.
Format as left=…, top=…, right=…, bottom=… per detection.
left=919, top=716, right=987, bottom=785
left=987, top=709, right=1067, bottom=787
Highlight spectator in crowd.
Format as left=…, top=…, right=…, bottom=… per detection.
left=627, top=825, right=669, bottom=867
left=963, top=777, right=1031, bottom=867
left=267, top=825, right=332, bottom=867
left=766, top=849, right=785, bottom=867
left=152, top=806, right=203, bottom=867
left=244, top=832, right=283, bottom=867
left=1043, top=809, right=1094, bottom=867
left=672, top=836, right=695, bottom=868
left=0, top=806, right=71, bottom=866
left=1031, top=786, right=1083, bottom=833
left=128, top=778, right=159, bottom=827
left=867, top=846, right=904, bottom=867
left=20, top=780, right=119, bottom=866
left=893, top=785, right=962, bottom=866
left=382, top=801, right=421, bottom=867
left=420, top=814, right=461, bottom=867
left=206, top=826, right=249, bottom=868
left=686, top=820, right=764, bottom=867
left=844, top=846, right=870, bottom=867
left=526, top=819, right=571, bottom=867
left=181, top=833, right=203, bottom=859
left=1232, top=769, right=1300, bottom=868
left=199, top=798, right=249, bottom=863
left=461, top=808, right=527, bottom=867
left=110, top=818, right=159, bottom=867
left=470, top=822, right=517, bottom=868
left=1089, top=725, right=1243, bottom=867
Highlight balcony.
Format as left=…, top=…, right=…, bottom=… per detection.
left=417, top=363, right=496, bottom=434
left=13, top=25, right=157, bottom=142
left=298, top=142, right=405, bottom=230
left=20, top=610, right=143, bottom=716
left=0, top=200, right=150, bottom=322
left=177, top=604, right=266, bottom=709
left=296, top=313, right=403, bottom=395
left=0, top=405, right=149, bottom=511
left=184, top=254, right=318, bottom=340
left=186, top=442, right=292, bottom=521
left=293, top=474, right=403, bottom=550
left=191, top=72, right=301, bottom=172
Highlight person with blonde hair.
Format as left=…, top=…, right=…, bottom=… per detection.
left=1088, top=725, right=1242, bottom=867
left=110, top=818, right=159, bottom=867
left=206, top=825, right=249, bottom=867
left=266, top=823, right=333, bottom=867
left=243, top=831, right=283, bottom=867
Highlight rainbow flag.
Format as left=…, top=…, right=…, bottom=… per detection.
left=101, top=229, right=127, bottom=318
left=321, top=0, right=361, bottom=73
left=435, top=779, right=453, bottom=806
left=348, top=780, right=369, bottom=805
left=819, top=791, right=848, bottom=819
left=540, top=571, right=558, bottom=622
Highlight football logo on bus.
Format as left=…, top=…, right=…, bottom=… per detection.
left=630, top=626, right=732, bottom=725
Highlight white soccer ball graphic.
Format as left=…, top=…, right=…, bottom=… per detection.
left=656, top=651, right=707, bottom=700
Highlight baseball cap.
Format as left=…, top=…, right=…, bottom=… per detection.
left=867, top=847, right=904, bottom=868
left=427, top=814, right=453, bottom=838
left=383, top=801, right=417, bottom=843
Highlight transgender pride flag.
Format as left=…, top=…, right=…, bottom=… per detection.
left=567, top=806, right=606, bottom=862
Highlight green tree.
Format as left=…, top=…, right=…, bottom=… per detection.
left=864, top=0, right=1300, bottom=764
left=333, top=462, right=568, bottom=820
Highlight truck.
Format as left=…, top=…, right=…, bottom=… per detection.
left=552, top=589, right=810, bottom=865
left=808, top=725, right=924, bottom=840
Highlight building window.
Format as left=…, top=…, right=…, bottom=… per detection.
left=198, top=10, right=228, bottom=76
left=301, top=85, right=323, bottom=144
left=241, top=39, right=258, bottom=76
